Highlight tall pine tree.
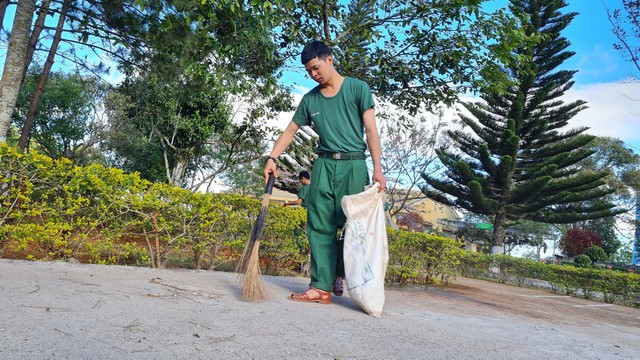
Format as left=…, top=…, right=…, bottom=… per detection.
left=423, top=0, right=620, bottom=254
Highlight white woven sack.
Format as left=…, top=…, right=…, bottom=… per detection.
left=341, top=182, right=389, bottom=318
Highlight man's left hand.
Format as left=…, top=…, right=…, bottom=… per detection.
left=372, top=170, right=386, bottom=192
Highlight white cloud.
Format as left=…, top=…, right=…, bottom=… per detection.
left=292, top=84, right=313, bottom=95
left=565, top=81, right=640, bottom=145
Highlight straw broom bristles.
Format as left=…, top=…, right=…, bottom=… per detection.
left=240, top=239, right=270, bottom=301
left=236, top=221, right=257, bottom=273
left=237, top=209, right=270, bottom=301
left=236, top=173, right=274, bottom=302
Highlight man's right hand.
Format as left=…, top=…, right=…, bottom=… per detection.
left=264, top=158, right=278, bottom=184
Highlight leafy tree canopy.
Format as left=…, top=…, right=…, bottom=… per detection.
left=13, top=67, right=107, bottom=164
left=278, top=0, right=531, bottom=113
left=572, top=137, right=640, bottom=256
left=103, top=0, right=294, bottom=187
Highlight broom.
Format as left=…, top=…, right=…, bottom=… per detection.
left=236, top=172, right=275, bottom=301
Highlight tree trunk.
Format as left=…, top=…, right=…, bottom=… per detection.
left=170, top=158, right=187, bottom=186
left=23, top=0, right=53, bottom=79
left=490, top=212, right=507, bottom=254
left=142, top=227, right=156, bottom=268
left=0, top=0, right=36, bottom=143
left=18, top=0, right=70, bottom=150
left=160, top=135, right=188, bottom=186
left=158, top=135, right=188, bottom=186
left=152, top=214, right=162, bottom=268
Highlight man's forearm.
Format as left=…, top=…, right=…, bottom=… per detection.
left=366, top=130, right=383, bottom=172
left=362, top=108, right=386, bottom=190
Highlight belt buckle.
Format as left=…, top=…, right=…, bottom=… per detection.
left=332, top=153, right=341, bottom=160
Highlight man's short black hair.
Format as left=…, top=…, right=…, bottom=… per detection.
left=298, top=170, right=310, bottom=180
left=301, top=40, right=332, bottom=65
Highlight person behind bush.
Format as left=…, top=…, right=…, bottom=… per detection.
left=283, top=171, right=311, bottom=209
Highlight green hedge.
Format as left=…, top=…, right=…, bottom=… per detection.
left=0, top=144, right=308, bottom=273
left=2, top=144, right=464, bottom=282
left=459, top=252, right=640, bottom=307
left=387, top=229, right=465, bottom=285
left=3, top=144, right=638, bottom=307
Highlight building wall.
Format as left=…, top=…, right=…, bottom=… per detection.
left=391, top=195, right=460, bottom=235
left=412, top=199, right=459, bottom=228
left=270, top=188, right=298, bottom=205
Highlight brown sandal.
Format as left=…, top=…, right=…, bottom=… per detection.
left=289, top=287, right=332, bottom=304
left=333, top=277, right=344, bottom=297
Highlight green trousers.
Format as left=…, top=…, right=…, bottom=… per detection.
left=307, top=157, right=369, bottom=291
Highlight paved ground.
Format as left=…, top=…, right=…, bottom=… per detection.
left=1, top=259, right=639, bottom=359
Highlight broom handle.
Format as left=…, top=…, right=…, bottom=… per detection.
left=265, top=172, right=275, bottom=195
left=254, top=173, right=275, bottom=242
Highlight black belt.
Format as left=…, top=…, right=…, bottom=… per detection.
left=317, top=152, right=366, bottom=160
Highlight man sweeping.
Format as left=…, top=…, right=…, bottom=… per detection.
left=263, top=40, right=386, bottom=304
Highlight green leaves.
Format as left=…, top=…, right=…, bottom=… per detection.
left=100, top=0, right=297, bottom=187
left=13, top=69, right=105, bottom=164
left=387, top=229, right=464, bottom=286
left=274, top=0, right=530, bottom=113
left=0, top=143, right=309, bottom=269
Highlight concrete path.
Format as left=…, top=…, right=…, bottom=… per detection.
left=1, top=259, right=639, bottom=359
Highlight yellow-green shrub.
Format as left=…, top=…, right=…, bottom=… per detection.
left=0, top=144, right=309, bottom=271
left=387, top=229, right=464, bottom=285
left=461, top=251, right=640, bottom=306
left=458, top=251, right=492, bottom=278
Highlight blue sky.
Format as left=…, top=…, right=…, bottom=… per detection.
left=564, top=0, right=636, bottom=84
left=560, top=0, right=640, bottom=151
left=283, top=1, right=638, bottom=85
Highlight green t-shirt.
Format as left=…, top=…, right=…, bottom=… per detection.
left=297, top=184, right=310, bottom=208
left=292, top=77, right=375, bottom=153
